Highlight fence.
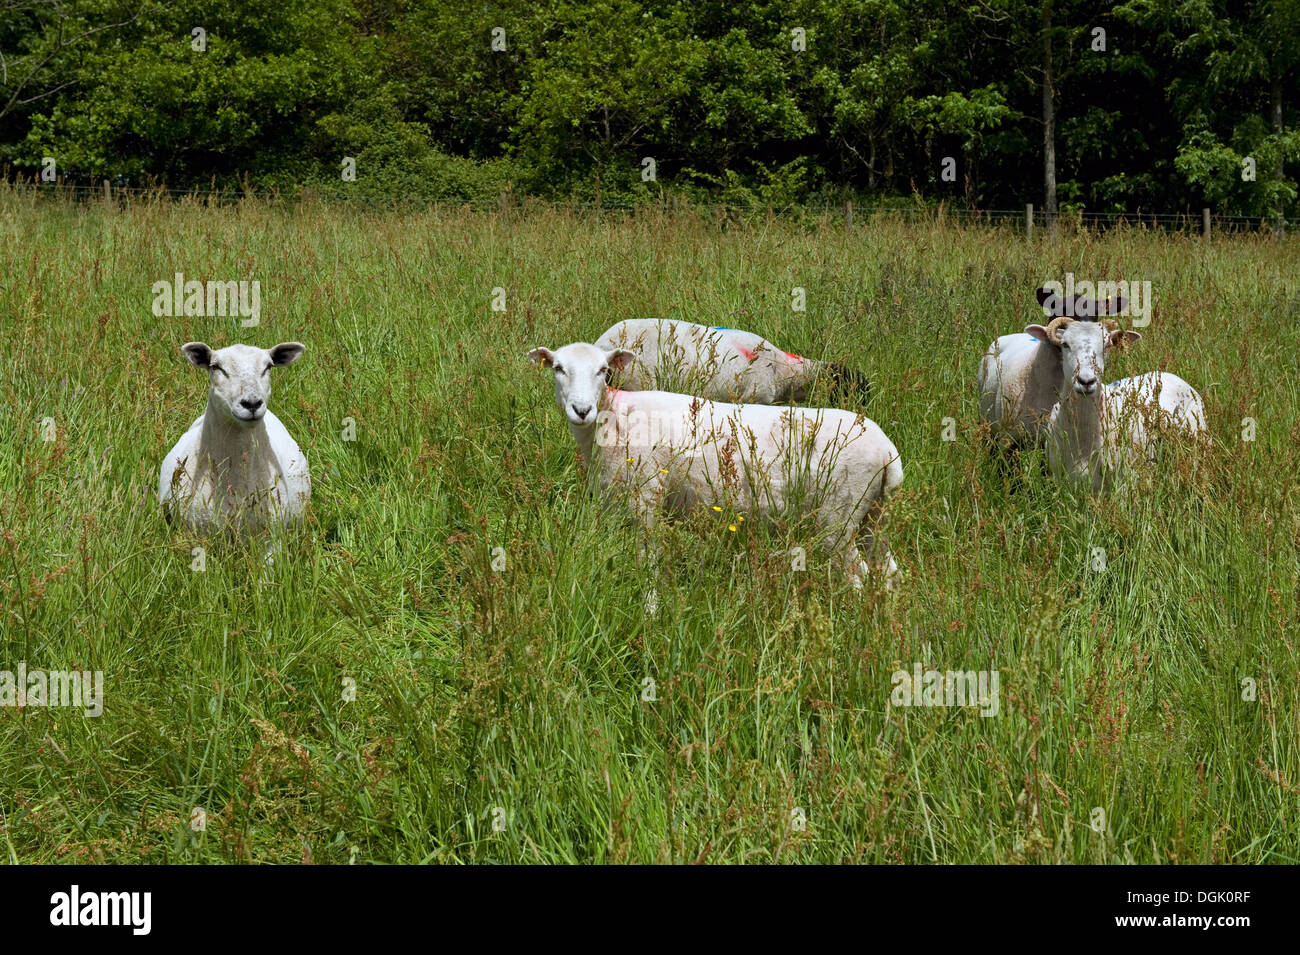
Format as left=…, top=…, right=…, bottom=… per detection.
left=4, top=179, right=1295, bottom=236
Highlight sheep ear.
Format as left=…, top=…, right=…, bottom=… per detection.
left=1110, top=329, right=1141, bottom=349
left=269, top=342, right=305, bottom=366
left=606, top=348, right=635, bottom=371
left=528, top=347, right=556, bottom=368
left=182, top=342, right=213, bottom=368
left=1025, top=325, right=1053, bottom=344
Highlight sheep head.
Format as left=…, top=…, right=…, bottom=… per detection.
left=1024, top=319, right=1142, bottom=397
left=182, top=341, right=305, bottom=425
left=528, top=342, right=635, bottom=426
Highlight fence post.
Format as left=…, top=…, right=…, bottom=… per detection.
left=103, top=179, right=112, bottom=202
left=1202, top=207, right=1211, bottom=240
left=1026, top=204, right=1034, bottom=239
left=845, top=200, right=853, bottom=231
left=499, top=191, right=509, bottom=220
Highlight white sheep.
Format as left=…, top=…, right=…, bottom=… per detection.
left=978, top=288, right=1126, bottom=444
left=594, top=318, right=869, bottom=405
left=528, top=341, right=903, bottom=588
left=159, top=342, right=311, bottom=533
left=1025, top=317, right=1207, bottom=491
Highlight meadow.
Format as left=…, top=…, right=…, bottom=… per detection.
left=1, top=189, right=1297, bottom=864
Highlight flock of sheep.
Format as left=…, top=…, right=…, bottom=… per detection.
left=158, top=286, right=1206, bottom=588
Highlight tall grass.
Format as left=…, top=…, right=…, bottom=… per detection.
left=1, top=190, right=1297, bottom=863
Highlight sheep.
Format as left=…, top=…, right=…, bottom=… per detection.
left=159, top=342, right=311, bottom=534
left=594, top=318, right=870, bottom=406
left=1025, top=317, right=1207, bottom=491
left=978, top=288, right=1126, bottom=444
left=527, top=341, right=903, bottom=589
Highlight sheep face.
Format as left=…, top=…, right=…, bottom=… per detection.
left=528, top=343, right=635, bottom=426
left=1024, top=319, right=1140, bottom=396
left=182, top=342, right=305, bottom=426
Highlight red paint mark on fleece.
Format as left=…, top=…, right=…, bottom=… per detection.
left=737, top=346, right=758, bottom=362
left=783, top=351, right=805, bottom=363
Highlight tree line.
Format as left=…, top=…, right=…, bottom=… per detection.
left=2, top=0, right=1297, bottom=218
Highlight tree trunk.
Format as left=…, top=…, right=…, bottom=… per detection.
left=1042, top=1, right=1058, bottom=231
left=1272, top=67, right=1284, bottom=237
left=868, top=130, right=876, bottom=190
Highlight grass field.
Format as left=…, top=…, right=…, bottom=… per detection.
left=1, top=189, right=1298, bottom=864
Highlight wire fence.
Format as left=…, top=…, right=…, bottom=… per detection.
left=4, top=178, right=1295, bottom=235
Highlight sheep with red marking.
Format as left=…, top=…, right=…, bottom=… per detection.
left=595, top=318, right=869, bottom=405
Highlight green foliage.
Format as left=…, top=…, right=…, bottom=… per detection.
left=6, top=0, right=362, bottom=184
left=0, top=1, right=1297, bottom=214
left=1175, top=126, right=1245, bottom=209
left=682, top=158, right=812, bottom=207
left=307, top=89, right=522, bottom=200
left=1123, top=0, right=1300, bottom=218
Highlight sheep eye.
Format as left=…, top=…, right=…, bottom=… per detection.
left=598, top=367, right=609, bottom=378
left=263, top=366, right=272, bottom=375
left=210, top=364, right=226, bottom=376
left=553, top=364, right=565, bottom=375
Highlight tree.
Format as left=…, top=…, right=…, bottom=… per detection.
left=1121, top=0, right=1300, bottom=225
left=0, top=0, right=140, bottom=125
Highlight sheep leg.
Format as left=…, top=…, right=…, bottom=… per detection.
left=825, top=505, right=899, bottom=592
left=858, top=505, right=900, bottom=591
left=828, top=536, right=869, bottom=591
left=629, top=484, right=662, bottom=614
left=628, top=484, right=659, bottom=557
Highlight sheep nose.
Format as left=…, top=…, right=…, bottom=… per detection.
left=240, top=397, right=264, bottom=412
left=1076, top=372, right=1097, bottom=387
left=572, top=404, right=592, bottom=420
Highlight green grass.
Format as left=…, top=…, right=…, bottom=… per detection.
left=1, top=190, right=1297, bottom=863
